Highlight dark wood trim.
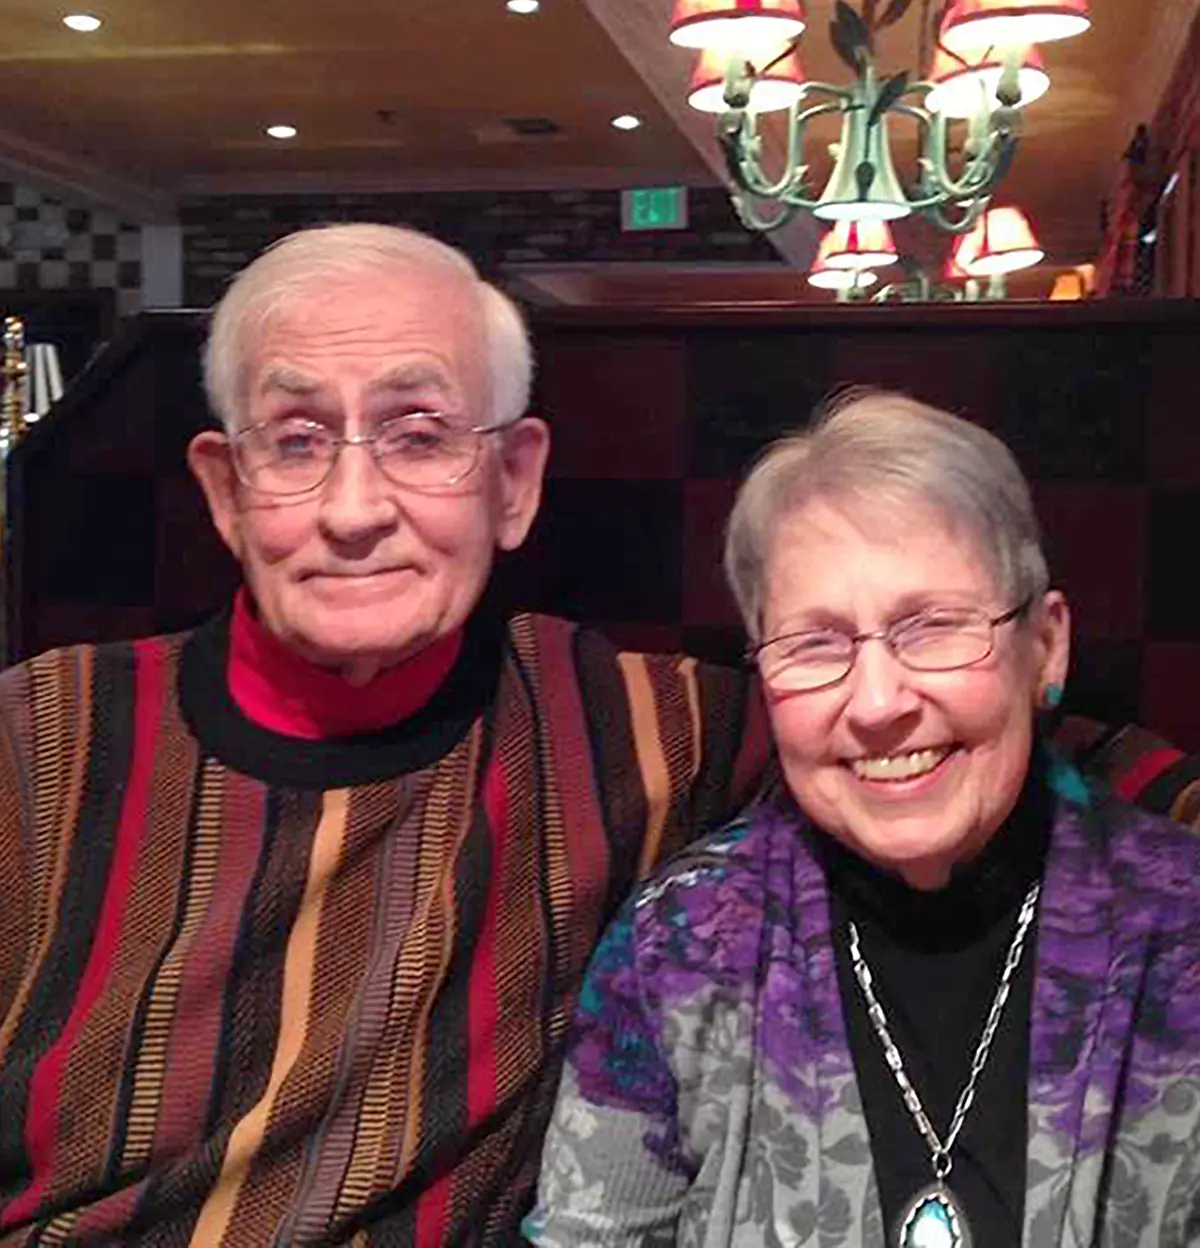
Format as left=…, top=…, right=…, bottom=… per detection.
left=528, top=297, right=1200, bottom=332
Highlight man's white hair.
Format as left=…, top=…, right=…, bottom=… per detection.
left=202, top=222, right=533, bottom=431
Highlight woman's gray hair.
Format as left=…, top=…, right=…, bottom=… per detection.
left=724, top=389, right=1050, bottom=641
left=202, top=222, right=533, bottom=431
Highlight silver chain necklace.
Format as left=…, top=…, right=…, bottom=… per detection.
left=847, top=880, right=1041, bottom=1248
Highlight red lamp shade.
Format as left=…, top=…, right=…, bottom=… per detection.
left=669, top=0, right=807, bottom=52
left=926, top=43, right=1049, bottom=117
left=808, top=229, right=882, bottom=290
left=952, top=205, right=1044, bottom=276
left=940, top=0, right=1090, bottom=53
left=820, top=219, right=899, bottom=269
left=687, top=47, right=805, bottom=112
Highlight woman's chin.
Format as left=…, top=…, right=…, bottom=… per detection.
left=838, top=819, right=980, bottom=890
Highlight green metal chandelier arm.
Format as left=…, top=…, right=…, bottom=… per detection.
left=900, top=104, right=1016, bottom=208
left=923, top=195, right=989, bottom=233
left=718, top=93, right=844, bottom=202
left=729, top=190, right=804, bottom=232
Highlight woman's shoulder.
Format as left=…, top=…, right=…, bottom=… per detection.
left=1053, top=792, right=1200, bottom=915
left=634, top=797, right=803, bottom=904
left=1101, top=796, right=1200, bottom=901
left=620, top=798, right=815, bottom=987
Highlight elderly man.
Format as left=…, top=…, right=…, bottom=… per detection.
left=0, top=224, right=768, bottom=1245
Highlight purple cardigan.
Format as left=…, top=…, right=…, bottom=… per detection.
left=526, top=792, right=1200, bottom=1246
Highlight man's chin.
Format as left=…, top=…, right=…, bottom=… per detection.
left=302, top=568, right=419, bottom=607
left=282, top=614, right=434, bottom=673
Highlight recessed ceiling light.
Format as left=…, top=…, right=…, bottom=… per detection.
left=611, top=114, right=642, bottom=131
left=266, top=124, right=298, bottom=140
left=63, top=13, right=102, bottom=32
left=506, top=0, right=540, bottom=12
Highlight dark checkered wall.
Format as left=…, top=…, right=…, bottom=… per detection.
left=7, top=303, right=1200, bottom=753
left=0, top=179, right=142, bottom=317
left=513, top=306, right=1200, bottom=753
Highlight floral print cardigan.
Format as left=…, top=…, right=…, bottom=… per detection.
left=525, top=793, right=1200, bottom=1247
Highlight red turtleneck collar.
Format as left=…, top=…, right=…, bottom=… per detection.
left=227, top=588, right=463, bottom=740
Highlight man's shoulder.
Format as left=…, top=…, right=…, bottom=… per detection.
left=509, top=612, right=746, bottom=677
left=0, top=630, right=192, bottom=713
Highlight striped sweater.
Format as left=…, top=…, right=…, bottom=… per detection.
left=0, top=607, right=768, bottom=1246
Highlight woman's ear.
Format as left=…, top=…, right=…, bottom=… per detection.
left=187, top=430, right=244, bottom=561
left=1033, top=590, right=1071, bottom=706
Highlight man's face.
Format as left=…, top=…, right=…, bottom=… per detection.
left=189, top=264, right=548, bottom=682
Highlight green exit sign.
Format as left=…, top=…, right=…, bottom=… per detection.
left=621, top=186, right=689, bottom=232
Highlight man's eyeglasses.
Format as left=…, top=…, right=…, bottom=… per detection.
left=230, top=411, right=507, bottom=496
left=748, top=599, right=1032, bottom=694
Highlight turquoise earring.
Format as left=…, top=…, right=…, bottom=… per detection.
left=1042, top=682, right=1063, bottom=710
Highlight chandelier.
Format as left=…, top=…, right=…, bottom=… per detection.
left=668, top=0, right=1092, bottom=236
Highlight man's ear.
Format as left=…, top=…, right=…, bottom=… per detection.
left=495, top=417, right=551, bottom=552
left=187, top=430, right=244, bottom=561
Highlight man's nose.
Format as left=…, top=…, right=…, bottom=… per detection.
left=317, top=442, right=397, bottom=545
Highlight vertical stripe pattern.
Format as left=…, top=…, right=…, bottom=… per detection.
left=0, top=613, right=769, bottom=1245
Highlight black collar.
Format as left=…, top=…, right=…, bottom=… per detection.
left=178, top=598, right=508, bottom=790
left=818, top=751, right=1052, bottom=953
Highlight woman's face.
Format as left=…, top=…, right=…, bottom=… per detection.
left=759, top=500, right=1070, bottom=890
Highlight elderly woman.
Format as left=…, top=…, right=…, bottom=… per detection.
left=525, top=392, right=1200, bottom=1247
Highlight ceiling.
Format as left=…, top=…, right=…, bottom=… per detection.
left=1, top=0, right=1196, bottom=302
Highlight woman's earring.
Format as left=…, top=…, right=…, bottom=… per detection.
left=1041, top=682, right=1064, bottom=710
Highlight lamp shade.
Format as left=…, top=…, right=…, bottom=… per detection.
left=926, top=43, right=1049, bottom=117
left=820, top=220, right=899, bottom=269
left=940, top=0, right=1090, bottom=53
left=688, top=47, right=805, bottom=112
left=814, top=109, right=910, bottom=222
left=952, top=205, right=1044, bottom=275
left=808, top=266, right=880, bottom=291
left=809, top=230, right=882, bottom=289
left=669, top=0, right=807, bottom=51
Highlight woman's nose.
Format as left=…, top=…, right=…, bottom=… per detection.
left=842, top=638, right=922, bottom=730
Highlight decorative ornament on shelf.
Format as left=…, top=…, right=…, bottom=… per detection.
left=1, top=317, right=28, bottom=460
left=669, top=0, right=1091, bottom=240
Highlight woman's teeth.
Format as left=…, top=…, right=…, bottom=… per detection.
left=850, top=747, right=952, bottom=782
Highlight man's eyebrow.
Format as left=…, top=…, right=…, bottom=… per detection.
left=367, top=363, right=453, bottom=395
left=259, top=366, right=323, bottom=397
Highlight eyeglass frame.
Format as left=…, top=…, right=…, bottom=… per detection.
left=227, top=411, right=510, bottom=496
left=747, top=596, right=1034, bottom=693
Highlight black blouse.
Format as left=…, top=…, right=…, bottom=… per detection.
left=824, top=761, right=1052, bottom=1247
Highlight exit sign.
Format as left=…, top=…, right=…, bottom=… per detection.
left=621, top=186, right=689, bottom=232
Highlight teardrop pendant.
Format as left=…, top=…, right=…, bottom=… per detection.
left=895, top=1182, right=973, bottom=1248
